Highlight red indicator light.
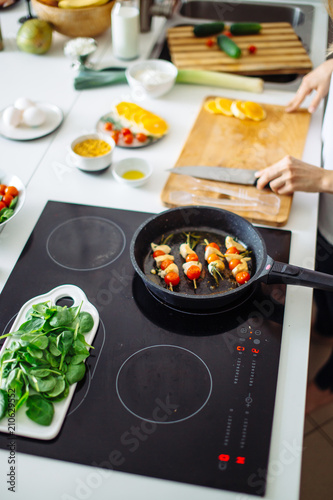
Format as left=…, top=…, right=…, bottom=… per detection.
left=236, top=456, right=246, bottom=464
left=237, top=346, right=245, bottom=351
left=252, top=348, right=260, bottom=354
left=218, top=454, right=230, bottom=462
left=249, top=337, right=252, bottom=340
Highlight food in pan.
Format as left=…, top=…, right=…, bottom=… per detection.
left=0, top=300, right=94, bottom=426
left=224, top=236, right=251, bottom=284
left=204, top=240, right=225, bottom=285
left=180, top=233, right=202, bottom=289
left=151, top=242, right=180, bottom=290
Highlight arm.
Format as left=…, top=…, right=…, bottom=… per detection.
left=255, top=155, right=333, bottom=195
left=286, top=59, right=333, bottom=113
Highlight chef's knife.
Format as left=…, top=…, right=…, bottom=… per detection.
left=168, top=166, right=258, bottom=186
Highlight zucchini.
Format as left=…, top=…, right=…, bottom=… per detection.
left=217, top=34, right=241, bottom=59
left=193, top=22, right=225, bottom=38
left=230, top=22, right=262, bottom=35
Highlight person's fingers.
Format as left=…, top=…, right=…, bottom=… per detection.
left=285, top=85, right=311, bottom=112
left=308, top=90, right=325, bottom=113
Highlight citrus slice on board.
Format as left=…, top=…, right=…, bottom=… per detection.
left=215, top=97, right=234, bottom=116
left=242, top=101, right=266, bottom=121
left=204, top=99, right=223, bottom=114
left=231, top=100, right=247, bottom=119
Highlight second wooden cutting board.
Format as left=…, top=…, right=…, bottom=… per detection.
left=161, top=96, right=311, bottom=226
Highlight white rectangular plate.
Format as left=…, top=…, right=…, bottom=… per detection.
left=0, top=284, right=99, bottom=440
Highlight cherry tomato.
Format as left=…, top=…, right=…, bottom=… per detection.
left=229, top=259, right=241, bottom=271
left=207, top=253, right=219, bottom=264
left=121, top=128, right=132, bottom=136
left=206, top=38, right=214, bottom=47
left=205, top=242, right=220, bottom=251
left=111, top=130, right=120, bottom=144
left=224, top=30, right=232, bottom=37
left=5, top=186, right=19, bottom=197
left=164, top=272, right=180, bottom=287
left=160, top=259, right=173, bottom=271
left=236, top=271, right=250, bottom=284
left=123, top=133, right=134, bottom=145
left=0, top=184, right=6, bottom=195
left=2, top=194, right=13, bottom=207
left=153, top=250, right=165, bottom=258
left=0, top=201, right=6, bottom=211
left=104, top=122, right=113, bottom=131
left=225, top=246, right=239, bottom=255
left=186, top=253, right=198, bottom=262
left=136, top=133, right=147, bottom=143
left=248, top=45, right=257, bottom=54
left=187, top=265, right=201, bottom=281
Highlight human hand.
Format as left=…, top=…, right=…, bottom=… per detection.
left=286, top=59, right=333, bottom=113
left=255, top=155, right=328, bottom=195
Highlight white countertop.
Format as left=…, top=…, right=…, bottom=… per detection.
left=0, top=1, right=329, bottom=499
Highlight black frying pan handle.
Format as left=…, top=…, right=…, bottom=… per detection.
left=264, top=259, right=333, bottom=291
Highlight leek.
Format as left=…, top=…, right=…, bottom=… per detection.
left=176, top=69, right=264, bottom=94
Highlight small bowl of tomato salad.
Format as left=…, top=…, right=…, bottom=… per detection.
left=0, top=174, right=26, bottom=231
left=69, top=133, right=116, bottom=172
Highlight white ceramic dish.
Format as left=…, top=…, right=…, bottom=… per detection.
left=112, top=157, right=152, bottom=187
left=125, top=59, right=178, bottom=99
left=0, top=173, right=26, bottom=231
left=0, top=102, right=63, bottom=141
left=69, top=133, right=115, bottom=172
left=0, top=284, right=99, bottom=440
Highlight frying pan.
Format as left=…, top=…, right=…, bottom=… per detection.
left=130, top=206, right=333, bottom=312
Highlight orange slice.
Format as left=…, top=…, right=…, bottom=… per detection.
left=204, top=99, right=223, bottom=114
left=241, top=101, right=266, bottom=121
left=141, top=115, right=169, bottom=137
left=215, top=97, right=234, bottom=116
left=231, top=100, right=247, bottom=120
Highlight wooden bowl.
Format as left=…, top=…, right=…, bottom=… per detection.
left=31, top=0, right=114, bottom=38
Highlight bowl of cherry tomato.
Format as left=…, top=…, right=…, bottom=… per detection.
left=0, top=174, right=25, bottom=230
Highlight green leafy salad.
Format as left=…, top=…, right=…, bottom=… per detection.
left=0, top=301, right=95, bottom=426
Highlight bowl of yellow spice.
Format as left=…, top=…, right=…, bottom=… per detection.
left=69, top=133, right=115, bottom=172
left=112, top=158, right=152, bottom=187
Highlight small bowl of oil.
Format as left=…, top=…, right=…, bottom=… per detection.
left=112, top=157, right=152, bottom=187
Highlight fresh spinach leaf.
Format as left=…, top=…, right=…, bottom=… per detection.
left=0, top=389, right=8, bottom=420
left=26, top=395, right=54, bottom=426
left=66, top=362, right=86, bottom=385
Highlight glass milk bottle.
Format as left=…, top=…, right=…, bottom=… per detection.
left=111, top=0, right=140, bottom=60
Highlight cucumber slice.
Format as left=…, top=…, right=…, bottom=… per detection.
left=217, top=34, right=241, bottom=59
left=230, top=23, right=262, bottom=35
left=193, top=22, right=225, bottom=38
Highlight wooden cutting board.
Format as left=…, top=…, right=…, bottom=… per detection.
left=161, top=96, right=311, bottom=226
left=167, top=23, right=313, bottom=75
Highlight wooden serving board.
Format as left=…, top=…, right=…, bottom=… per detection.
left=167, top=23, right=313, bottom=75
left=161, top=96, right=311, bottom=227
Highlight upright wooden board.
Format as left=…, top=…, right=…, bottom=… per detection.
left=167, top=23, right=312, bottom=76
left=161, top=97, right=311, bottom=227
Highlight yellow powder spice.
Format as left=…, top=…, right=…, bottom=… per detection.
left=73, top=139, right=111, bottom=157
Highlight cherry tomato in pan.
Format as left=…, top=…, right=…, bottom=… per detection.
left=153, top=250, right=165, bottom=258
left=164, top=272, right=180, bottom=287
left=0, top=184, right=6, bottom=195
left=121, top=128, right=132, bottom=136
left=136, top=133, right=148, bottom=143
left=207, top=253, right=220, bottom=264
left=0, top=201, right=6, bottom=211
left=5, top=186, right=19, bottom=197
left=2, top=194, right=13, bottom=207
left=123, top=133, right=134, bottom=145
left=186, top=253, right=198, bottom=262
left=187, top=265, right=201, bottom=281
left=104, top=122, right=113, bottom=131
left=235, top=271, right=250, bottom=284
left=225, top=246, right=239, bottom=255
left=160, top=259, right=173, bottom=271
left=229, top=259, right=241, bottom=271
left=205, top=242, right=220, bottom=251
left=111, top=130, right=120, bottom=144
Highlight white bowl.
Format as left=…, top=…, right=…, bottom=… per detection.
left=112, top=158, right=152, bottom=187
left=125, top=59, right=178, bottom=99
left=69, top=133, right=115, bottom=172
left=0, top=174, right=26, bottom=231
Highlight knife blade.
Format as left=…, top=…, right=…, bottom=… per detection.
left=168, top=166, right=258, bottom=186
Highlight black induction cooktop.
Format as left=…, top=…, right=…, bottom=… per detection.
left=0, top=201, right=291, bottom=496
